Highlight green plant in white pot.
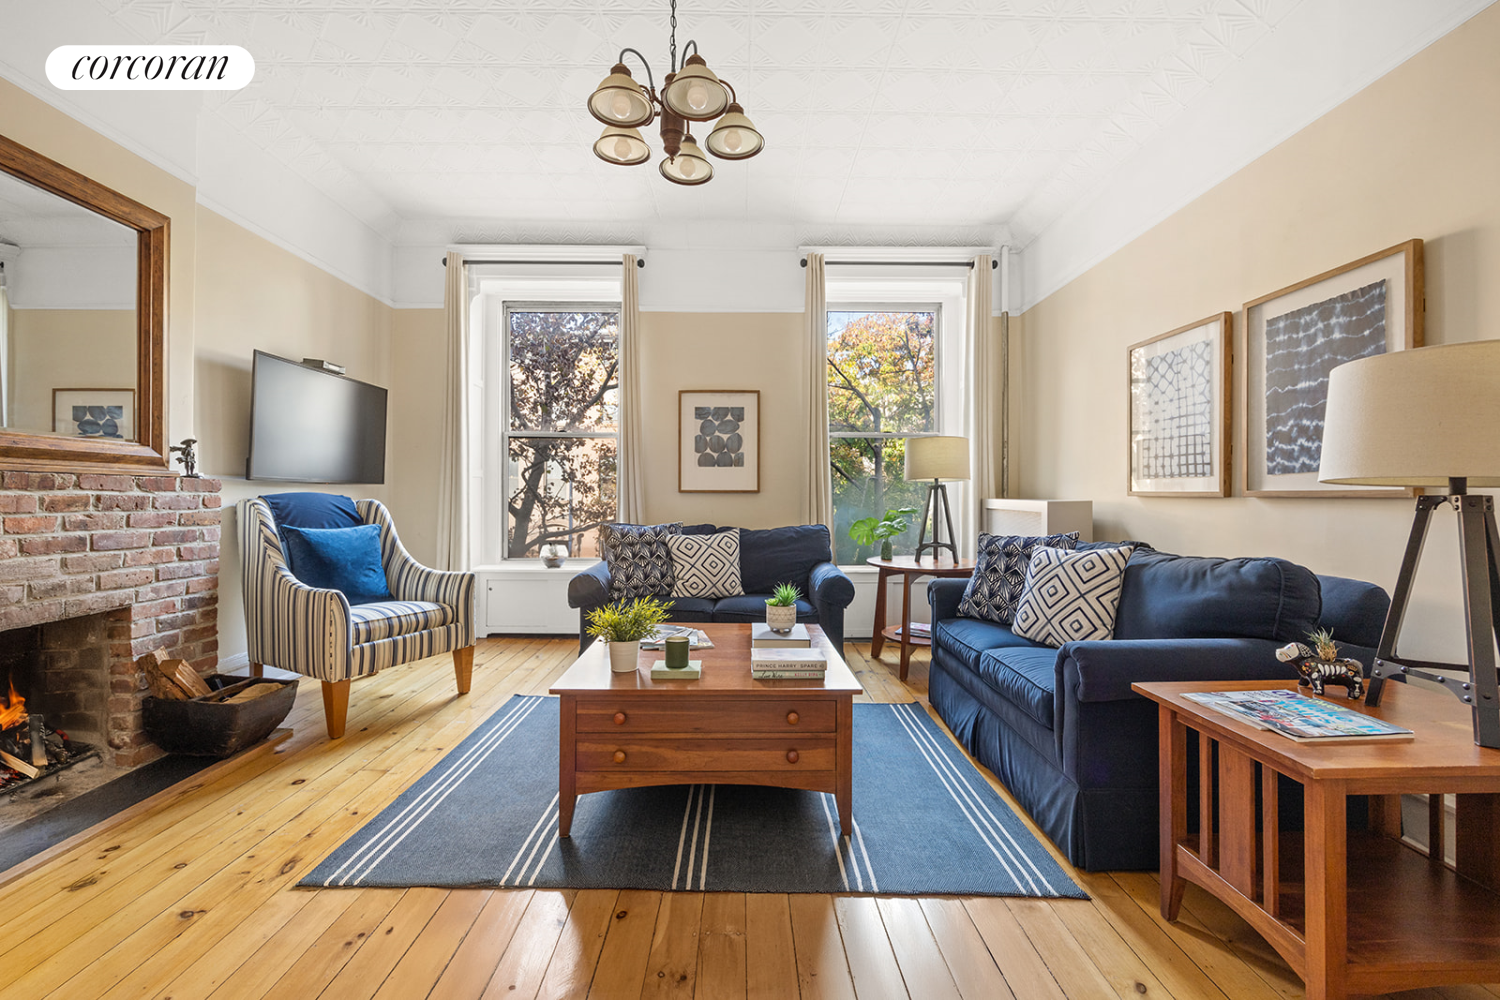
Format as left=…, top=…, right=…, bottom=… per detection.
left=849, top=506, right=920, bottom=560
left=586, top=596, right=672, bottom=673
left=765, top=582, right=801, bottom=634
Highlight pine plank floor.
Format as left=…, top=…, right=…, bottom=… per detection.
left=3, top=636, right=1496, bottom=1000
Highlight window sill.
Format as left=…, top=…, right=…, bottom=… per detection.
left=474, top=559, right=600, bottom=576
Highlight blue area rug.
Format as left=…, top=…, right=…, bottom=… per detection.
left=302, top=695, right=1085, bottom=898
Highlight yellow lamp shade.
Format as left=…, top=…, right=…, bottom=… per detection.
left=593, top=126, right=650, bottom=165
left=659, top=135, right=713, bottom=185
left=905, top=436, right=970, bottom=482
left=587, top=63, right=654, bottom=128
left=706, top=104, right=764, bottom=159
left=662, top=55, right=729, bottom=121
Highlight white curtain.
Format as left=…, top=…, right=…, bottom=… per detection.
left=618, top=254, right=645, bottom=523
left=804, top=253, right=833, bottom=535
left=962, top=254, right=996, bottom=554
left=435, top=251, right=471, bottom=570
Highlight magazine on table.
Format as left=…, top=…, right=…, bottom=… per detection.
left=639, top=625, right=715, bottom=650
left=1183, top=689, right=1413, bottom=742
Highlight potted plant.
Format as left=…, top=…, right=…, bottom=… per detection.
left=765, top=582, right=801, bottom=633
left=849, top=506, right=920, bottom=560
left=586, top=596, right=672, bottom=673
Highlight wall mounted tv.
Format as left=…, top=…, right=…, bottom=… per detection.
left=246, top=350, right=388, bottom=483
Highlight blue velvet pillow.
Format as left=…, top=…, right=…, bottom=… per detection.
left=280, top=523, right=393, bottom=606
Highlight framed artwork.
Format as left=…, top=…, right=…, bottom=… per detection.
left=679, top=390, right=760, bottom=493
left=52, top=388, right=135, bottom=441
left=1240, top=239, right=1423, bottom=497
left=1127, top=312, right=1232, bottom=497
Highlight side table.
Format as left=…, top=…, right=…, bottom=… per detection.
left=867, top=555, right=975, bottom=681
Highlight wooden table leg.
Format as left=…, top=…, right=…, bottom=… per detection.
left=1303, top=779, right=1349, bottom=1000
left=1454, top=792, right=1500, bottom=894
left=836, top=696, right=853, bottom=836
left=1159, top=705, right=1187, bottom=920
left=559, top=694, right=577, bottom=838
left=899, top=570, right=914, bottom=681
left=871, top=567, right=890, bottom=658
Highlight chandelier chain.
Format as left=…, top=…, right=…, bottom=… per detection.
left=670, top=0, right=677, bottom=72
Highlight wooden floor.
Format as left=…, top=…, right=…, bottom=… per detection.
left=3, top=638, right=1497, bottom=1000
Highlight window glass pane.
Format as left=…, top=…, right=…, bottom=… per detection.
left=506, top=436, right=617, bottom=559
left=830, top=436, right=929, bottom=565
left=509, top=310, right=619, bottom=432
left=826, top=310, right=936, bottom=435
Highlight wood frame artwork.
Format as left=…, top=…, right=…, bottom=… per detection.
left=52, top=388, right=136, bottom=441
left=0, top=132, right=169, bottom=473
left=678, top=390, right=760, bottom=493
left=1127, top=312, right=1232, bottom=498
left=1239, top=239, right=1423, bottom=498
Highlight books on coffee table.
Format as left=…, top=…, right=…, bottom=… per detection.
left=750, top=647, right=827, bottom=679
left=751, top=622, right=812, bottom=647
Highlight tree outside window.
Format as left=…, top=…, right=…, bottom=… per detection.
left=504, top=307, right=619, bottom=559
left=827, top=308, right=938, bottom=564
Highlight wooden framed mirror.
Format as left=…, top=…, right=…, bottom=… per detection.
left=0, top=132, right=168, bottom=473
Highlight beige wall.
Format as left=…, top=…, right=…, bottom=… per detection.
left=1014, top=4, right=1500, bottom=658
left=7, top=309, right=135, bottom=435
left=387, top=308, right=446, bottom=566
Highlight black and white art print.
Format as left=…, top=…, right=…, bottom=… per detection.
left=1243, top=240, right=1422, bottom=496
left=679, top=390, right=759, bottom=492
left=1127, top=313, right=1230, bottom=497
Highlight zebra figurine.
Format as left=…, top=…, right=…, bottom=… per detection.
left=1275, top=640, right=1365, bottom=699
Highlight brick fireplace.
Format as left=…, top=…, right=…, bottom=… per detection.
left=0, top=472, right=222, bottom=766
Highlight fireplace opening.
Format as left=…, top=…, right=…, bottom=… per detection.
left=0, top=616, right=110, bottom=801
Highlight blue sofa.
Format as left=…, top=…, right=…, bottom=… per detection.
left=926, top=546, right=1391, bottom=871
left=567, top=524, right=855, bottom=653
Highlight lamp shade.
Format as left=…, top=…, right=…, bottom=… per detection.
left=593, top=125, right=650, bottom=165
left=587, top=64, right=654, bottom=128
left=905, top=436, right=970, bottom=482
left=661, top=55, right=730, bottom=121
left=659, top=135, right=713, bottom=185
left=1319, top=339, right=1500, bottom=488
left=705, top=104, right=764, bottom=159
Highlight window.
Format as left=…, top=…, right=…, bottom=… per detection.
left=501, top=303, right=619, bottom=559
left=827, top=306, right=940, bottom=564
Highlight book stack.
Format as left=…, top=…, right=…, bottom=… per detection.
left=750, top=647, right=827, bottom=680
left=751, top=622, right=812, bottom=647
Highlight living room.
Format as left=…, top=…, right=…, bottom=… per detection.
left=2, top=1, right=1499, bottom=998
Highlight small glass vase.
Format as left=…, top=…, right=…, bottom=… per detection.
left=880, top=539, right=894, bottom=561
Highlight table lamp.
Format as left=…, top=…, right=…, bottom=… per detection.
left=1319, top=339, right=1500, bottom=747
left=904, top=435, right=969, bottom=562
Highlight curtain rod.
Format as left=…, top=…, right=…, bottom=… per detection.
left=802, top=258, right=996, bottom=269
left=445, top=257, right=644, bottom=267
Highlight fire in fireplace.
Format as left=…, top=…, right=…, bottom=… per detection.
left=0, top=671, right=96, bottom=794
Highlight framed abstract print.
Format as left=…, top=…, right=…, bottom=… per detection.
left=1241, top=239, right=1423, bottom=497
left=679, top=390, right=759, bottom=493
left=1127, top=313, right=1231, bottom=497
left=52, top=388, right=135, bottom=441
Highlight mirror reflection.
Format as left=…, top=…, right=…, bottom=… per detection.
left=0, top=168, right=137, bottom=441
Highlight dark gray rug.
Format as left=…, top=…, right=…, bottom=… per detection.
left=301, top=695, right=1085, bottom=898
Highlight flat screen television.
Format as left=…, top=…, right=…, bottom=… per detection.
left=246, top=350, right=387, bottom=483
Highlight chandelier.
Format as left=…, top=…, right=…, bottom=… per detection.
left=586, top=0, right=764, bottom=186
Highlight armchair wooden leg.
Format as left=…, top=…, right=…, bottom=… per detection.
left=453, top=645, right=475, bottom=696
left=249, top=662, right=263, bottom=679
left=321, top=680, right=351, bottom=739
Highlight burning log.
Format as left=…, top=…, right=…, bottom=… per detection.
left=0, top=748, right=39, bottom=779
left=28, top=714, right=46, bottom=768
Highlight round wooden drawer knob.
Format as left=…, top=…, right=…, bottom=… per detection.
left=786, top=711, right=799, bottom=726
left=786, top=750, right=799, bottom=764
left=613, top=750, right=627, bottom=764
left=613, top=712, right=626, bottom=725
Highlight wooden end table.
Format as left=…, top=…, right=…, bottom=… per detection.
left=867, top=555, right=975, bottom=680
left=1135, top=679, right=1500, bottom=1000
left=549, top=623, right=863, bottom=838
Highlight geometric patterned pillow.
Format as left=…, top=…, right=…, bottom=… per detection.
left=1012, top=545, right=1135, bottom=647
left=957, top=531, right=1081, bottom=624
left=600, top=522, right=683, bottom=601
left=665, top=530, right=743, bottom=599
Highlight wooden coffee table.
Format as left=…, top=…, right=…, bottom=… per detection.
left=549, top=623, right=863, bottom=838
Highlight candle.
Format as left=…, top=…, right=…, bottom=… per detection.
left=664, top=635, right=691, bottom=669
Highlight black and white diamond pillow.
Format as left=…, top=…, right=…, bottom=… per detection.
left=665, top=530, right=744, bottom=599
left=600, top=522, right=682, bottom=600
left=958, top=531, right=1081, bottom=624
left=1013, top=545, right=1135, bottom=647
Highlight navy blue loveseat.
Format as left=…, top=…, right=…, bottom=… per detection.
left=927, top=547, right=1390, bottom=871
left=568, top=524, right=855, bottom=654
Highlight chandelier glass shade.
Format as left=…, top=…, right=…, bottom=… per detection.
left=586, top=1, right=763, bottom=186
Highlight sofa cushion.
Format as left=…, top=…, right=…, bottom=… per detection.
left=958, top=531, right=1081, bottom=624
left=974, top=646, right=1062, bottom=730
left=1014, top=545, right=1134, bottom=647
left=666, top=530, right=744, bottom=598
left=711, top=594, right=817, bottom=622
left=600, top=522, right=682, bottom=600
left=738, top=525, right=833, bottom=596
left=350, top=600, right=455, bottom=644
left=280, top=523, right=393, bottom=606
left=1317, top=575, right=1390, bottom=649
left=933, top=617, right=1050, bottom=672
left=1113, top=549, right=1321, bottom=643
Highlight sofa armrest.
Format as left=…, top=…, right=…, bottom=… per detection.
left=928, top=578, right=969, bottom=622
left=568, top=560, right=613, bottom=610
left=809, top=562, right=855, bottom=609
left=1059, top=637, right=1294, bottom=705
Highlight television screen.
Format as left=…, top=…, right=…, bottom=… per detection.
left=247, top=351, right=387, bottom=483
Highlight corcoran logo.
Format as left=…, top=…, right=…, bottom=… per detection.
left=46, top=45, right=255, bottom=90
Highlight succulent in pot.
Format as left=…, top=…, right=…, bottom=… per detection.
left=765, top=582, right=801, bottom=633
left=586, top=596, right=673, bottom=673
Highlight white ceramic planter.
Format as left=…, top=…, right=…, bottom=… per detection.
left=608, top=640, right=641, bottom=673
left=765, top=603, right=797, bottom=632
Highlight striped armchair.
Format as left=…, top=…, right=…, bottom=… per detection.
left=239, top=497, right=476, bottom=739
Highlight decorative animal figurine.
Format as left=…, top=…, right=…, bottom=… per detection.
left=169, top=438, right=199, bottom=478
left=1275, top=628, right=1365, bottom=699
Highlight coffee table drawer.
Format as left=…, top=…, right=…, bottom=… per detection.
left=577, top=737, right=835, bottom=772
left=576, top=698, right=837, bottom=734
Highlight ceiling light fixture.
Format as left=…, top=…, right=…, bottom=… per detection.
left=587, top=0, right=764, bottom=185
